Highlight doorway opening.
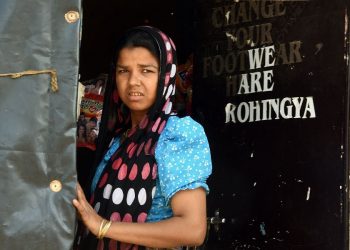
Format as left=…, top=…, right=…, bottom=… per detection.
left=76, top=0, right=196, bottom=200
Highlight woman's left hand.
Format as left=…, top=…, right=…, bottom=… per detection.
left=73, top=183, right=103, bottom=236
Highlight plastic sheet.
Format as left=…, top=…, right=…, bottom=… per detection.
left=0, top=0, right=81, bottom=249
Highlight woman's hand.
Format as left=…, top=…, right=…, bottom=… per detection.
left=72, top=183, right=103, bottom=236
left=72, top=184, right=207, bottom=247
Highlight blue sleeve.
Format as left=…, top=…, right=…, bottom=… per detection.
left=91, top=137, right=120, bottom=194
left=155, top=116, right=212, bottom=205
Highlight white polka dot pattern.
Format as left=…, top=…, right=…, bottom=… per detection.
left=165, top=101, right=172, bottom=115
left=165, top=85, right=173, bottom=100
left=138, top=188, right=147, bottom=205
left=155, top=116, right=212, bottom=206
left=165, top=41, right=171, bottom=51
left=103, top=184, right=112, bottom=199
left=112, top=188, right=124, bottom=205
left=170, top=64, right=176, bottom=77
left=126, top=188, right=135, bottom=206
left=94, top=202, right=101, bottom=213
left=151, top=186, right=157, bottom=199
left=91, top=116, right=212, bottom=222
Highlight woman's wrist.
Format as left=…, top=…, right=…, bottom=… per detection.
left=97, top=219, right=112, bottom=239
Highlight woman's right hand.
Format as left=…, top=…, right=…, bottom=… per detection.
left=73, top=183, right=104, bottom=236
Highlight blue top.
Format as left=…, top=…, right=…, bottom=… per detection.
left=91, top=116, right=212, bottom=222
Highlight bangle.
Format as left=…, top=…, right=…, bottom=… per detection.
left=97, top=219, right=105, bottom=239
left=97, top=219, right=112, bottom=239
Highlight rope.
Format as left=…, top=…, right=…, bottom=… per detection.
left=0, top=69, right=58, bottom=92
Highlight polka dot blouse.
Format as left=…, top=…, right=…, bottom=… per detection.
left=91, top=115, right=212, bottom=222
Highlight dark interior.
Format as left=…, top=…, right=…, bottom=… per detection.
left=79, top=0, right=195, bottom=81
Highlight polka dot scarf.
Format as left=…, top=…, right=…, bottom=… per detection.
left=84, top=26, right=177, bottom=250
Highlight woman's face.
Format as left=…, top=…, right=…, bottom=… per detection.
left=78, top=125, right=85, bottom=135
left=115, top=46, right=159, bottom=118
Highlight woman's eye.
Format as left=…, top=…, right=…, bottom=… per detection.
left=142, top=69, right=154, bottom=73
left=117, top=69, right=128, bottom=74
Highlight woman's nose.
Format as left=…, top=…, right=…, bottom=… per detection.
left=129, top=72, right=141, bottom=86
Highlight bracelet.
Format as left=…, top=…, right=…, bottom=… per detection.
left=97, top=219, right=106, bottom=239
left=97, top=219, right=112, bottom=239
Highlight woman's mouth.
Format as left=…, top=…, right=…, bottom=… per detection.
left=129, top=92, right=144, bottom=96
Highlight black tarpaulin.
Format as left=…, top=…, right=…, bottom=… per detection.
left=0, top=1, right=81, bottom=249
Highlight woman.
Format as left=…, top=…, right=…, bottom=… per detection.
left=77, top=123, right=87, bottom=144
left=73, top=26, right=212, bottom=250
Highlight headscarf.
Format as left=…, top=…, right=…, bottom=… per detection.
left=81, top=26, right=177, bottom=250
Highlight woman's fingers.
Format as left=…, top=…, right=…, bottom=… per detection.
left=72, top=198, right=82, bottom=211
left=76, top=183, right=86, bottom=202
left=74, top=184, right=90, bottom=213
left=73, top=183, right=89, bottom=218
left=73, top=182, right=102, bottom=236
